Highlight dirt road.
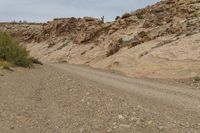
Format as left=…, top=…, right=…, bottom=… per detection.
left=0, top=64, right=200, bottom=133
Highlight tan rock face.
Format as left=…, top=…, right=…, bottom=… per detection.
left=1, top=0, right=200, bottom=79
left=34, top=17, right=104, bottom=44
left=0, top=23, right=42, bottom=42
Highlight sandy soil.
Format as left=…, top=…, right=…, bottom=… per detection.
left=26, top=33, right=200, bottom=80
left=0, top=64, right=200, bottom=133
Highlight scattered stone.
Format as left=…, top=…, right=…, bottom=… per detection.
left=67, top=79, right=72, bottom=81
left=81, top=99, right=85, bottom=102
left=106, top=128, right=112, bottom=133
left=118, top=114, right=124, bottom=119
left=10, top=126, right=15, bottom=130
left=157, top=125, right=165, bottom=131
left=119, top=124, right=132, bottom=128
left=147, top=120, right=153, bottom=125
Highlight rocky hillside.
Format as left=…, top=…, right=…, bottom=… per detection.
left=1, top=0, right=200, bottom=79
left=0, top=22, right=42, bottom=42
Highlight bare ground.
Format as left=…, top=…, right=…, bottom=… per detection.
left=0, top=64, right=200, bottom=133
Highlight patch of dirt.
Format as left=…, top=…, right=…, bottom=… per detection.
left=0, top=65, right=200, bottom=132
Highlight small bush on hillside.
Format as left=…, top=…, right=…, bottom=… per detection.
left=0, top=32, right=33, bottom=67
left=115, top=16, right=120, bottom=21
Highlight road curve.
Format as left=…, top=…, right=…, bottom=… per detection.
left=52, top=63, right=200, bottom=132
left=52, top=63, right=200, bottom=111
left=0, top=63, right=200, bottom=132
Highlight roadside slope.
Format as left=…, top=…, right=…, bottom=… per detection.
left=1, top=0, right=200, bottom=79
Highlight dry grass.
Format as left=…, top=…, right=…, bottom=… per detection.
left=0, top=60, right=13, bottom=70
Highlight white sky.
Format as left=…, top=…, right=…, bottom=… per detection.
left=0, top=0, right=159, bottom=22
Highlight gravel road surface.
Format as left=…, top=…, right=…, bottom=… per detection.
left=0, top=64, right=200, bottom=133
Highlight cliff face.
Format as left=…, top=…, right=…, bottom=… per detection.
left=1, top=0, right=200, bottom=79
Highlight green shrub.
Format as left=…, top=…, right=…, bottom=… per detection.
left=0, top=32, right=33, bottom=67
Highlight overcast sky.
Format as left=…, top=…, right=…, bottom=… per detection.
left=0, top=0, right=159, bottom=22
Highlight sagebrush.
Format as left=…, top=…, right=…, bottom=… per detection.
left=0, top=32, right=33, bottom=67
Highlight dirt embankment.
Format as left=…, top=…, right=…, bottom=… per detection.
left=1, top=0, right=200, bottom=79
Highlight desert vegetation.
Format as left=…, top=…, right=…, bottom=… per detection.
left=0, top=32, right=38, bottom=68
